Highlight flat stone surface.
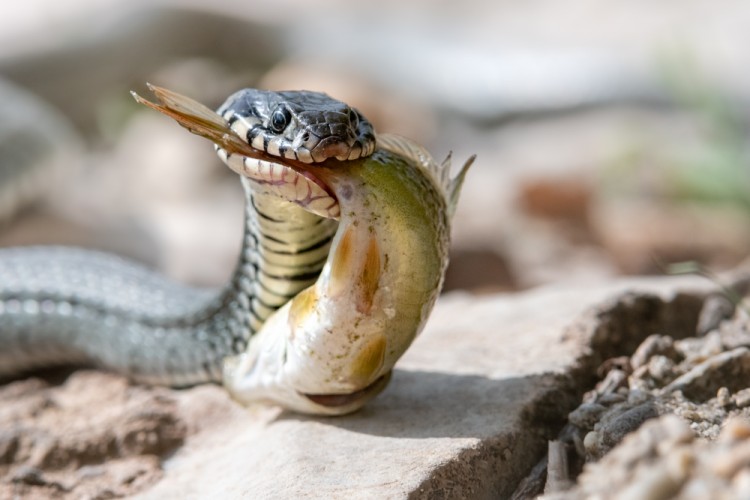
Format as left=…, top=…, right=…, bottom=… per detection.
left=135, top=276, right=713, bottom=499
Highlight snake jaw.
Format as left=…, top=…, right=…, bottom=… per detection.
left=215, top=147, right=341, bottom=220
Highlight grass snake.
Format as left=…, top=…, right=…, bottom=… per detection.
left=0, top=84, right=472, bottom=415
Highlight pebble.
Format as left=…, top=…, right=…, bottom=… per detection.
left=696, top=294, right=735, bottom=337
left=733, top=388, right=750, bottom=408
left=717, top=387, right=732, bottom=407
left=664, top=347, right=750, bottom=401
left=595, top=368, right=627, bottom=395
left=597, top=393, right=627, bottom=405
left=647, top=355, right=675, bottom=383
left=596, top=402, right=658, bottom=453
left=631, top=334, right=677, bottom=369
left=582, top=431, right=600, bottom=456
left=568, top=402, right=606, bottom=429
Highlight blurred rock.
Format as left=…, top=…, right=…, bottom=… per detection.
left=592, top=200, right=750, bottom=274
left=443, top=248, right=516, bottom=292
left=519, top=176, right=593, bottom=224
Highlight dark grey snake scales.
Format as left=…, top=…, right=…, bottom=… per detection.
left=0, top=88, right=376, bottom=386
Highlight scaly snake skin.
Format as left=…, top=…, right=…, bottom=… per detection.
left=0, top=88, right=376, bottom=386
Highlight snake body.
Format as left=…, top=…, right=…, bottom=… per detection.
left=0, top=86, right=471, bottom=414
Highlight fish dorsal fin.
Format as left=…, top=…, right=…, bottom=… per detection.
left=377, top=133, right=474, bottom=218
left=377, top=133, right=437, bottom=175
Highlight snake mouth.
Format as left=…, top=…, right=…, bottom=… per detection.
left=130, top=85, right=345, bottom=218
left=213, top=145, right=342, bottom=219
left=300, top=371, right=392, bottom=409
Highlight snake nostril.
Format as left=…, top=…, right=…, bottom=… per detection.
left=301, top=132, right=310, bottom=143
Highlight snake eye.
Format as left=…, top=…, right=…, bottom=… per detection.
left=270, top=107, right=291, bottom=133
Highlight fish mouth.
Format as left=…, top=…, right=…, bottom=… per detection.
left=300, top=372, right=392, bottom=409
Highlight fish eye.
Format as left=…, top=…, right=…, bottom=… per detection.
left=270, top=107, right=291, bottom=133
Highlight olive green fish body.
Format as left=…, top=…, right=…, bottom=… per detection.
left=224, top=137, right=473, bottom=415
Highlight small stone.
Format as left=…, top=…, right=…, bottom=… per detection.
left=696, top=331, right=725, bottom=361
left=629, top=365, right=651, bottom=391
left=717, top=387, right=732, bottom=407
left=627, top=389, right=650, bottom=405
left=597, top=403, right=659, bottom=453
left=569, top=403, right=607, bottom=429
left=598, top=393, right=627, bottom=405
left=583, top=431, right=601, bottom=456
left=647, top=355, right=675, bottom=383
left=733, top=388, right=750, bottom=408
left=631, top=334, right=678, bottom=369
left=628, top=379, right=651, bottom=393
left=664, top=347, right=750, bottom=401
left=571, top=429, right=586, bottom=458
left=596, top=369, right=628, bottom=395
left=696, top=294, right=735, bottom=336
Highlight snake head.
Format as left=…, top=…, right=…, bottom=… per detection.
left=132, top=84, right=375, bottom=163
left=131, top=84, right=377, bottom=220
left=217, top=89, right=376, bottom=163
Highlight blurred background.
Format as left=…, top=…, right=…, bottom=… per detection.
left=1, top=0, right=749, bottom=293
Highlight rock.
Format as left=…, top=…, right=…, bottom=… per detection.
left=696, top=294, right=736, bottom=337
left=135, top=277, right=711, bottom=499
left=0, top=276, right=714, bottom=499
left=592, top=201, right=750, bottom=275
left=717, top=387, right=732, bottom=408
left=568, top=403, right=607, bottom=429
left=733, top=388, right=750, bottom=409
